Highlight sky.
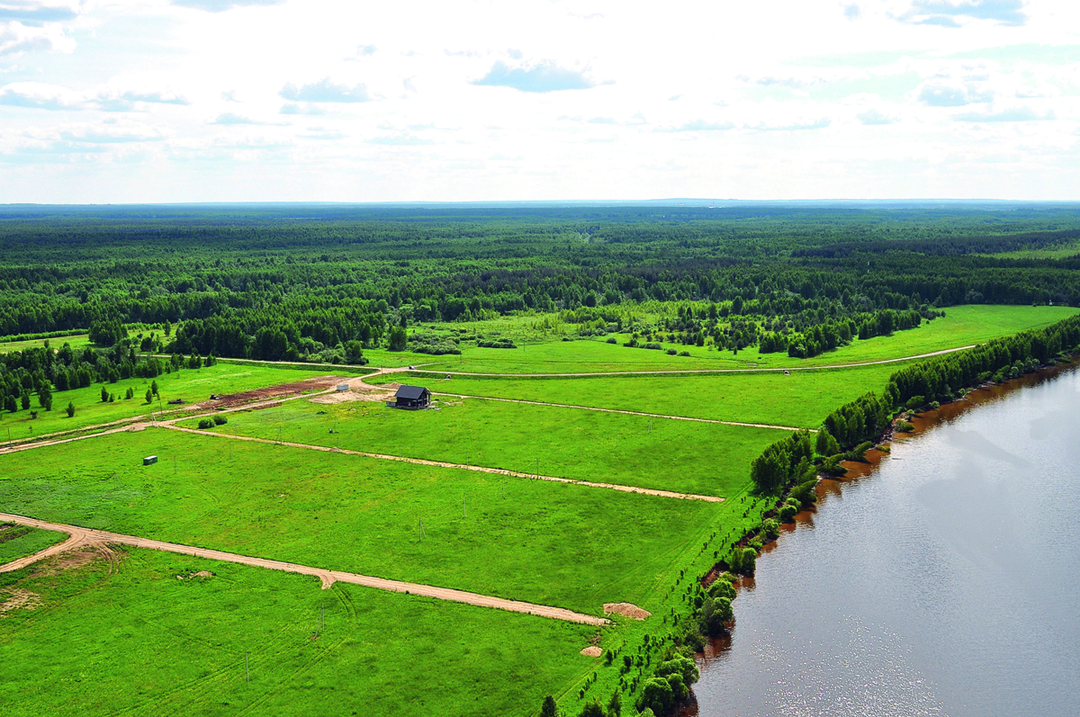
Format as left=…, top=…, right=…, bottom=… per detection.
left=1, top=0, right=1079, bottom=203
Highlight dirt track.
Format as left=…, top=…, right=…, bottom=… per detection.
left=161, top=424, right=726, bottom=503
left=0, top=512, right=609, bottom=626
left=433, top=392, right=809, bottom=432
left=421, top=345, right=978, bottom=378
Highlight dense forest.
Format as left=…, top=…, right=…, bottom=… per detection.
left=2, top=203, right=1079, bottom=361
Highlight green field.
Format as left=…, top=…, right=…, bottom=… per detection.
left=371, top=362, right=904, bottom=429
left=0, top=525, right=66, bottom=564
left=0, top=548, right=595, bottom=717
left=0, top=429, right=732, bottom=615
left=183, top=397, right=779, bottom=497
left=0, top=363, right=356, bottom=442
left=0, top=334, right=94, bottom=354
left=361, top=306, right=1078, bottom=375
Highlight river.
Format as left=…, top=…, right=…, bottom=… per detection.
left=689, top=366, right=1080, bottom=717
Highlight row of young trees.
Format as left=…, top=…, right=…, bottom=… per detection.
left=749, top=314, right=1080, bottom=493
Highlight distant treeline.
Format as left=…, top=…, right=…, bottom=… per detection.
left=1, top=206, right=1079, bottom=361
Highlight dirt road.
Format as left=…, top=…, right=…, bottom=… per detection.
left=434, top=392, right=809, bottom=432
left=0, top=512, right=609, bottom=626
left=160, top=424, right=726, bottom=502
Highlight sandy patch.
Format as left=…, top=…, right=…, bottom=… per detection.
left=0, top=589, right=41, bottom=616
left=309, top=379, right=400, bottom=405
left=603, top=602, right=651, bottom=620
left=580, top=646, right=603, bottom=657
left=177, top=570, right=216, bottom=580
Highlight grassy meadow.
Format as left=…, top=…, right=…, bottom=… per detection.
left=0, top=429, right=733, bottom=615
left=183, top=397, right=780, bottom=498
left=0, top=363, right=355, bottom=442
left=0, top=525, right=66, bottom=564
left=371, top=362, right=904, bottom=429
left=365, top=305, right=1078, bottom=375
left=0, top=548, right=596, bottom=717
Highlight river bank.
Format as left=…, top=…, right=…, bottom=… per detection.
left=684, top=360, right=1080, bottom=717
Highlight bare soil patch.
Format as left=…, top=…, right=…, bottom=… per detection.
left=177, top=570, right=216, bottom=580
left=309, top=380, right=399, bottom=405
left=0, top=589, right=42, bottom=616
left=603, top=602, right=651, bottom=620
left=37, top=546, right=101, bottom=576
left=208, top=376, right=342, bottom=409
left=580, top=646, right=603, bottom=657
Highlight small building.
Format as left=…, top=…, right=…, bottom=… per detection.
left=388, top=385, right=431, bottom=410
left=143, top=455, right=158, bottom=466
left=336, top=384, right=350, bottom=392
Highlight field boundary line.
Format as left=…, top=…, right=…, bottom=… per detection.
left=158, top=424, right=726, bottom=503
left=389, top=345, right=978, bottom=378
left=434, top=392, right=809, bottom=432
left=0, top=512, right=608, bottom=626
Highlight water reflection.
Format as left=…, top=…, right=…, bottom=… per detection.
left=687, top=364, right=1080, bottom=717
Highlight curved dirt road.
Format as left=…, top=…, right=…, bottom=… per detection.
left=0, top=512, right=609, bottom=626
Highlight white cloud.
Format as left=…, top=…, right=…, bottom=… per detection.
left=0, top=0, right=1077, bottom=201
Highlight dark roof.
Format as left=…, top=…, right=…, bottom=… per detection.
left=395, top=385, right=430, bottom=400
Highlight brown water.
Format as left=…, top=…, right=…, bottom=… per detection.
left=688, top=365, right=1080, bottom=717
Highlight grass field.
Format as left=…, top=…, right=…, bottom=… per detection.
left=0, top=363, right=357, bottom=442
left=182, top=397, right=780, bottom=497
left=0, top=334, right=94, bottom=354
left=362, top=306, right=1078, bottom=375
left=0, top=429, right=731, bottom=615
left=0, top=525, right=66, bottom=564
left=370, top=362, right=904, bottom=429
left=0, top=548, right=596, bottom=717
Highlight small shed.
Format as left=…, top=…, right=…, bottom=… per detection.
left=143, top=455, right=158, bottom=466
left=336, top=384, right=350, bottom=392
left=389, top=385, right=431, bottom=410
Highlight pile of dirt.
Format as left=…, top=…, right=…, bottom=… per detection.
left=0, top=589, right=41, bottom=616
left=603, top=602, right=651, bottom=620
left=580, top=646, right=603, bottom=657
left=177, top=570, right=215, bottom=580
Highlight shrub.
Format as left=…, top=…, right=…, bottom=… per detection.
left=905, top=395, right=925, bottom=411
left=762, top=518, right=780, bottom=540
left=197, top=418, right=214, bottom=429
left=708, top=578, right=736, bottom=600
left=65, top=402, right=75, bottom=418
left=579, top=700, right=604, bottom=717
left=778, top=504, right=798, bottom=522
left=213, top=415, right=228, bottom=426
left=605, top=337, right=617, bottom=344
left=678, top=350, right=690, bottom=357
left=643, top=342, right=662, bottom=350
left=666, top=348, right=677, bottom=355
left=895, top=419, right=914, bottom=432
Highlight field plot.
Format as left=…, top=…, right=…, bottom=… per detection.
left=0, top=334, right=94, bottom=354
left=0, top=548, right=594, bottom=717
left=378, top=306, right=1077, bottom=375
left=0, top=364, right=352, bottom=441
left=0, top=524, right=66, bottom=564
left=0, top=429, right=728, bottom=615
left=370, top=362, right=903, bottom=429
left=184, top=397, right=778, bottom=498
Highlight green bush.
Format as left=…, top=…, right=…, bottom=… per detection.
left=895, top=419, right=914, bottom=432
left=778, top=504, right=798, bottom=522
left=197, top=418, right=214, bottom=429
left=213, top=415, right=228, bottom=426
left=762, top=518, right=780, bottom=540
left=708, top=578, right=736, bottom=600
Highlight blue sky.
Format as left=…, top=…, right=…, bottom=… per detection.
left=0, top=0, right=1078, bottom=202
